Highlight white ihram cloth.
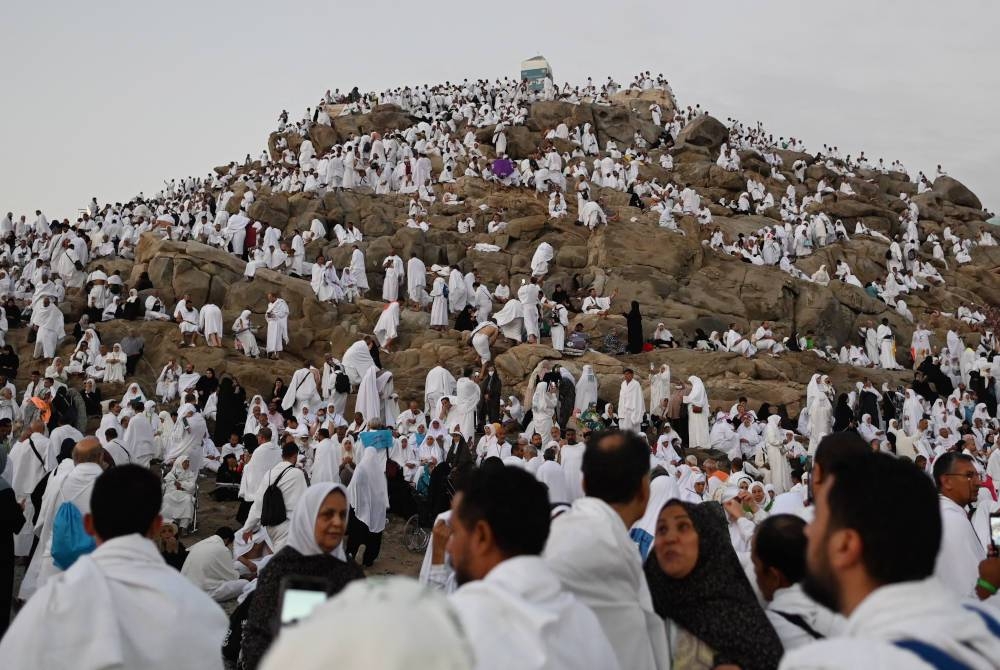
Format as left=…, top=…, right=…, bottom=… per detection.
left=530, top=242, right=555, bottom=277
left=683, top=375, right=710, bottom=449
left=424, top=366, right=457, bottom=415
left=265, top=298, right=289, bottom=353
left=198, top=303, right=224, bottom=338
left=374, top=301, right=400, bottom=347
left=450, top=555, right=621, bottom=670
left=181, top=534, right=246, bottom=601
left=342, top=340, right=376, bottom=386
left=19, top=462, right=102, bottom=600
left=0, top=534, right=228, bottom=670
left=543, top=497, right=670, bottom=670
left=574, top=365, right=599, bottom=411
left=453, top=377, right=481, bottom=442
left=406, top=256, right=428, bottom=305
left=282, top=367, right=322, bottom=416
left=347, top=447, right=389, bottom=533
left=934, top=495, right=986, bottom=600
left=778, top=578, right=1000, bottom=670
left=493, top=298, right=524, bottom=342
left=617, top=379, right=645, bottom=433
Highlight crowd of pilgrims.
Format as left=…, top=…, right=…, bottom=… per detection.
left=0, top=70, right=999, bottom=668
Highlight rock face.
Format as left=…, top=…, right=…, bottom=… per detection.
left=23, top=87, right=996, bottom=427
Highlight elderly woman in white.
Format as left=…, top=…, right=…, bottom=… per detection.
left=161, top=457, right=197, bottom=529
left=103, top=343, right=127, bottom=383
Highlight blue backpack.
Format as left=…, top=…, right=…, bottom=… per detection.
left=51, top=501, right=96, bottom=570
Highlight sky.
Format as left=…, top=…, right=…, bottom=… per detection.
left=2, top=0, right=997, bottom=220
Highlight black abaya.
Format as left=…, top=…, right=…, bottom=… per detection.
left=624, top=301, right=644, bottom=354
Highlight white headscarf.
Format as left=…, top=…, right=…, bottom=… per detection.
left=574, top=365, right=599, bottom=411
left=287, top=483, right=349, bottom=559
left=685, top=375, right=707, bottom=407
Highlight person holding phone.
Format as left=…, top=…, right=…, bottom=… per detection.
left=241, top=483, right=364, bottom=670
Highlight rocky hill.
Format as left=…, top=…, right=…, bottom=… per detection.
left=19, top=85, right=999, bottom=418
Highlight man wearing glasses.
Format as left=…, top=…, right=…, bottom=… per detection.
left=932, top=452, right=989, bottom=599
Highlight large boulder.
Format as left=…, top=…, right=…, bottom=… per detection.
left=932, top=176, right=982, bottom=210
left=674, top=115, right=729, bottom=152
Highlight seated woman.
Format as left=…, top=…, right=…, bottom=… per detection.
left=644, top=499, right=783, bottom=670
left=161, top=457, right=197, bottom=530
left=0, top=344, right=19, bottom=379
left=103, top=343, right=127, bottom=383
left=212, top=453, right=243, bottom=501
left=43, top=356, right=69, bottom=384
left=241, top=483, right=365, bottom=670
left=157, top=521, right=189, bottom=571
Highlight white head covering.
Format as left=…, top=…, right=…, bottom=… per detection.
left=258, top=577, right=474, bottom=670
left=287, top=483, right=349, bottom=560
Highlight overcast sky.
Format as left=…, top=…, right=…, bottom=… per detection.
left=2, top=0, right=997, bottom=220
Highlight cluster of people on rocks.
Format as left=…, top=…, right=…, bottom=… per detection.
left=2, top=67, right=1000, bottom=670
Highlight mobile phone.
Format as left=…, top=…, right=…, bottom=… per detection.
left=277, top=576, right=329, bottom=628
left=990, top=514, right=1000, bottom=549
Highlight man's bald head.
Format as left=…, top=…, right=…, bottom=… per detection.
left=73, top=436, right=105, bottom=465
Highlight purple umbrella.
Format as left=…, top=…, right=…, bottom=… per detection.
left=491, top=158, right=515, bottom=179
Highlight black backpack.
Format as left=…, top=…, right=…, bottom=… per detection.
left=334, top=372, right=350, bottom=394
left=259, top=465, right=294, bottom=527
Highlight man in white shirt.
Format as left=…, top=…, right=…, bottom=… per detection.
left=240, top=442, right=307, bottom=549
left=932, top=452, right=987, bottom=599
left=780, top=451, right=1000, bottom=669
left=0, top=465, right=228, bottom=669
left=543, top=430, right=670, bottom=670
left=395, top=400, right=426, bottom=435
left=429, top=466, right=620, bottom=670
left=752, top=514, right=844, bottom=651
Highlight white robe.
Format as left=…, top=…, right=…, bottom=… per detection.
left=683, top=377, right=710, bottom=449
left=374, top=302, right=400, bottom=347
left=543, top=497, right=670, bottom=670
left=449, top=556, right=620, bottom=670
left=617, top=379, right=645, bottom=433
left=341, top=340, right=376, bottom=386
left=0, top=535, right=228, bottom=670
left=406, top=256, right=428, bottom=305
left=282, top=368, right=323, bottom=416
left=198, top=303, right=223, bottom=339
left=265, top=298, right=289, bottom=353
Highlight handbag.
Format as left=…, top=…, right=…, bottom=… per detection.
left=691, top=404, right=703, bottom=414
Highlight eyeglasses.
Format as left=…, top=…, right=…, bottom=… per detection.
left=942, top=472, right=981, bottom=481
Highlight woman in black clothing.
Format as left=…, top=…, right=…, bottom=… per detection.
left=212, top=454, right=242, bottom=502
left=832, top=393, right=855, bottom=432
left=269, top=378, right=286, bottom=405
left=156, top=522, right=188, bottom=571
left=213, top=377, right=247, bottom=446
left=0, top=345, right=18, bottom=379
left=454, top=305, right=477, bottom=332
left=134, top=271, right=154, bottom=292
left=240, top=484, right=364, bottom=669
left=82, top=378, right=103, bottom=417
left=623, top=301, right=644, bottom=354
left=644, top=500, right=783, bottom=670
left=72, top=314, right=91, bottom=341
left=195, top=367, right=219, bottom=410
left=688, top=328, right=711, bottom=350
left=0, top=449, right=26, bottom=637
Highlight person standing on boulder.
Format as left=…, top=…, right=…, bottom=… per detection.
left=265, top=292, right=289, bottom=360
